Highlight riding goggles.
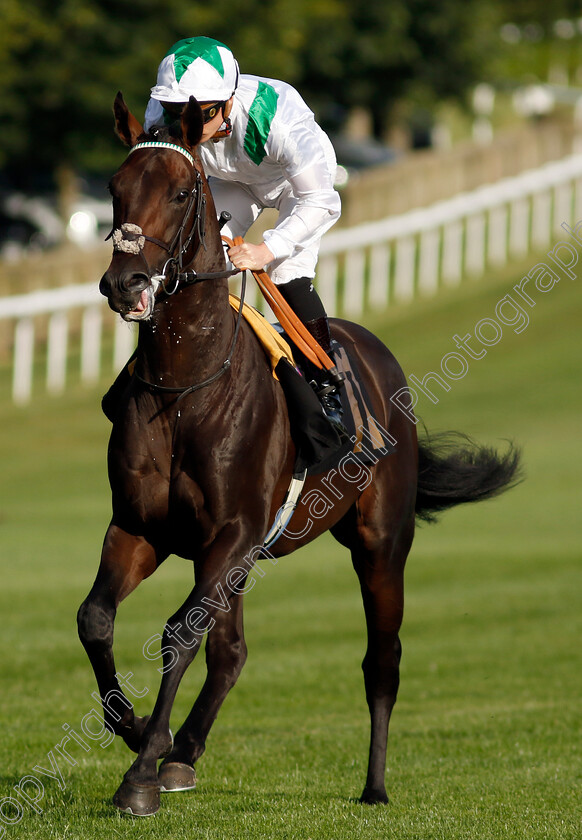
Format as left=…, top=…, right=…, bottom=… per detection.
left=162, top=101, right=225, bottom=123
left=201, top=102, right=226, bottom=123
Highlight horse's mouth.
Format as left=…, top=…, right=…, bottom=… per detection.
left=120, top=287, right=155, bottom=322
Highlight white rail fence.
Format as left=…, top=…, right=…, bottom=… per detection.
left=0, top=285, right=136, bottom=405
left=315, top=152, right=582, bottom=315
left=1, top=153, right=582, bottom=405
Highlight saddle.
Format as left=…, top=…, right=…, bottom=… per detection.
left=228, top=295, right=395, bottom=477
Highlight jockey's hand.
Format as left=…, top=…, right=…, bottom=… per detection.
left=228, top=241, right=274, bottom=272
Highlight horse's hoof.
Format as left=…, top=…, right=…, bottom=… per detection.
left=159, top=761, right=197, bottom=793
left=112, top=780, right=160, bottom=816
left=360, top=786, right=389, bottom=805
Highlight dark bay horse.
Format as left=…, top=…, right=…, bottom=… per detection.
left=78, top=93, right=520, bottom=816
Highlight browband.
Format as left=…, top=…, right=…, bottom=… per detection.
left=129, top=141, right=194, bottom=166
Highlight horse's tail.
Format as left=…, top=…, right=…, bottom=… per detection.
left=415, top=432, right=522, bottom=523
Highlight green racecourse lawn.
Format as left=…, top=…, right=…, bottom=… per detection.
left=0, top=252, right=581, bottom=839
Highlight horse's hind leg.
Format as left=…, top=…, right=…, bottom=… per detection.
left=158, top=593, right=247, bottom=792
left=334, top=477, right=415, bottom=804
left=77, top=523, right=164, bottom=752
left=352, top=526, right=412, bottom=804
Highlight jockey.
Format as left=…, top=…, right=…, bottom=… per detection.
left=144, top=36, right=344, bottom=431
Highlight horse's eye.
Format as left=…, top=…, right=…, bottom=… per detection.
left=177, top=189, right=190, bottom=203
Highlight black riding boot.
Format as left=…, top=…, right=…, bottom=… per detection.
left=278, top=277, right=346, bottom=435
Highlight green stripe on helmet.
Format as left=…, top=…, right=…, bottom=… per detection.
left=244, top=82, right=279, bottom=166
left=166, top=37, right=229, bottom=83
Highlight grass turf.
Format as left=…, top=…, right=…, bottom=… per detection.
left=0, top=252, right=580, bottom=838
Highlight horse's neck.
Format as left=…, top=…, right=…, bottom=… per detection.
left=138, top=279, right=233, bottom=389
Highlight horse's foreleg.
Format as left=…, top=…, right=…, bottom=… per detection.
left=77, top=523, right=161, bottom=752
left=157, top=594, right=247, bottom=792
left=112, top=521, right=257, bottom=816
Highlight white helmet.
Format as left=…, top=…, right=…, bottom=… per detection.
left=150, top=37, right=239, bottom=103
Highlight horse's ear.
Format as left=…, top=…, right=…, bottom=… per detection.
left=113, top=91, right=143, bottom=147
left=180, top=96, right=204, bottom=150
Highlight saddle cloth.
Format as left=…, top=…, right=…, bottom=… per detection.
left=228, top=294, right=294, bottom=379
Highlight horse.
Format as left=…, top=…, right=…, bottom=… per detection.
left=77, top=93, right=520, bottom=817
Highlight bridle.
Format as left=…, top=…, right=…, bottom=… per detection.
left=112, top=140, right=239, bottom=294
left=110, top=139, right=246, bottom=400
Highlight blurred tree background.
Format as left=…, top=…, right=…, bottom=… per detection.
left=1, top=0, right=582, bottom=206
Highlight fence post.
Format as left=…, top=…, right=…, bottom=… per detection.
left=442, top=221, right=463, bottom=286
left=368, top=242, right=390, bottom=308
left=532, top=190, right=552, bottom=250
left=13, top=318, right=35, bottom=405
left=509, top=197, right=530, bottom=260
left=554, top=182, right=572, bottom=233
left=46, top=310, right=69, bottom=394
left=393, top=236, right=416, bottom=302
left=465, top=213, right=486, bottom=276
left=487, top=205, right=508, bottom=267
left=418, top=228, right=440, bottom=296
left=344, top=248, right=366, bottom=315
left=81, top=306, right=103, bottom=384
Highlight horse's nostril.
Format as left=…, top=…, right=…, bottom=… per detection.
left=120, top=273, right=149, bottom=294
left=99, top=274, right=111, bottom=297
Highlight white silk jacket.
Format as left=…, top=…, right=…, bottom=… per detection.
left=144, top=75, right=341, bottom=262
